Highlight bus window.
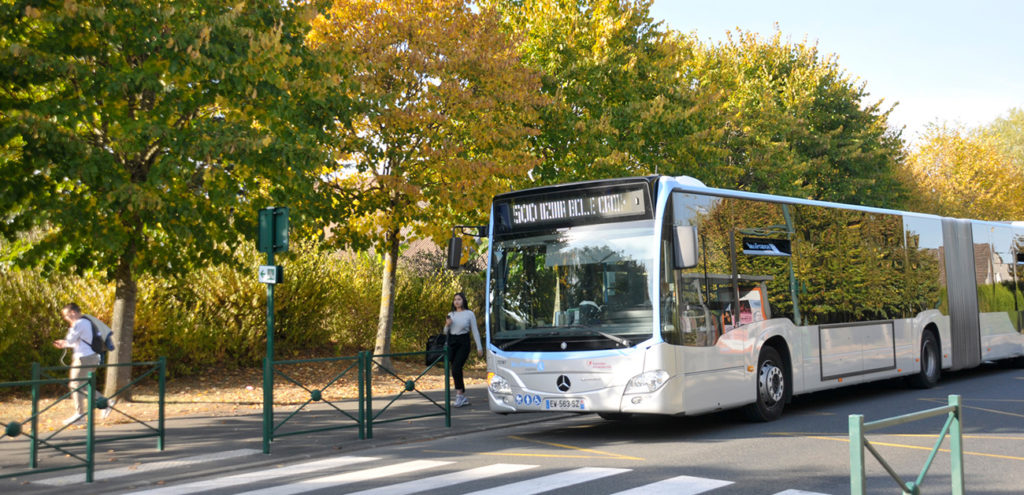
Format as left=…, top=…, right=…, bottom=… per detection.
left=676, top=274, right=714, bottom=346
left=663, top=192, right=787, bottom=345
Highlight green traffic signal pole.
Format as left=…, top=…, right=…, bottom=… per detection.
left=258, top=206, right=287, bottom=454
left=262, top=249, right=274, bottom=454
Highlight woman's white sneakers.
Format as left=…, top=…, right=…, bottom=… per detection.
left=61, top=399, right=116, bottom=426
left=453, top=394, right=470, bottom=408
left=101, top=399, right=116, bottom=419
left=62, top=413, right=85, bottom=426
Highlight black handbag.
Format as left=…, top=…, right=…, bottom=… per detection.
left=425, top=332, right=448, bottom=366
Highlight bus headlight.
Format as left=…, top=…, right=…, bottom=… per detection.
left=488, top=373, right=512, bottom=394
left=624, top=370, right=669, bottom=394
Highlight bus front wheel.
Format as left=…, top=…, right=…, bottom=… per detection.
left=744, top=346, right=787, bottom=422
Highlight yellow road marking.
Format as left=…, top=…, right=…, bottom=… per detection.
left=888, top=434, right=1024, bottom=440
left=770, top=432, right=1024, bottom=440
left=805, top=435, right=1024, bottom=462
left=950, top=398, right=1023, bottom=403
left=507, top=435, right=644, bottom=460
left=918, top=398, right=1024, bottom=419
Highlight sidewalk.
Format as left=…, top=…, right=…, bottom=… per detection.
left=161, top=384, right=563, bottom=455
left=1, top=384, right=577, bottom=493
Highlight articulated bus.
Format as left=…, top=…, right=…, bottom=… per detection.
left=467, top=175, right=1024, bottom=421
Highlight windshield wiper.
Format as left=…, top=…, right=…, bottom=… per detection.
left=495, top=330, right=559, bottom=350
left=574, top=328, right=631, bottom=347
left=497, top=337, right=529, bottom=350
left=495, top=329, right=630, bottom=350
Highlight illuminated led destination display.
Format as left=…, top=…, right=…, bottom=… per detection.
left=501, top=187, right=649, bottom=230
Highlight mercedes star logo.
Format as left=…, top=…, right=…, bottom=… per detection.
left=556, top=375, right=571, bottom=392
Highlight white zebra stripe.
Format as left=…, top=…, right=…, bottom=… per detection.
left=233, top=459, right=453, bottom=495
left=346, top=463, right=538, bottom=495
left=610, top=474, right=733, bottom=495
left=37, top=448, right=261, bottom=486
left=464, top=466, right=631, bottom=495
left=123, top=455, right=378, bottom=495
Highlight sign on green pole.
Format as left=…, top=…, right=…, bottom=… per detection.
left=258, top=206, right=288, bottom=454
left=258, top=207, right=289, bottom=254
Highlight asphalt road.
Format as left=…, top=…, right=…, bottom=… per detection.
left=3, top=362, right=1022, bottom=494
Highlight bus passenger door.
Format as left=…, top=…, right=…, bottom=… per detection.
left=675, top=276, right=751, bottom=414
left=681, top=339, right=751, bottom=414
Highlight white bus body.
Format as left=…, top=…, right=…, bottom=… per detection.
left=480, top=176, right=1024, bottom=420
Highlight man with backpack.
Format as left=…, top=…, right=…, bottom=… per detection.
left=52, top=302, right=115, bottom=425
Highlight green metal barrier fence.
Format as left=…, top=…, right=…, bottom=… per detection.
left=849, top=394, right=964, bottom=495
left=262, top=347, right=450, bottom=453
left=263, top=352, right=365, bottom=454
left=34, top=358, right=167, bottom=454
left=1, top=373, right=97, bottom=482
left=364, top=349, right=451, bottom=440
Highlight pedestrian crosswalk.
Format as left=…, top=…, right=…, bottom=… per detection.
left=348, top=463, right=537, bottom=495
left=125, top=455, right=378, bottom=495
left=36, top=448, right=263, bottom=486
left=463, top=467, right=630, bottom=495
left=49, top=452, right=829, bottom=495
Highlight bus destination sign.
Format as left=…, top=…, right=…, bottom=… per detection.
left=503, top=187, right=649, bottom=230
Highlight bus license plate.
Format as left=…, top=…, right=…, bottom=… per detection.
left=545, top=398, right=585, bottom=410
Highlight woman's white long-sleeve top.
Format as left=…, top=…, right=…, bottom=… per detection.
left=444, top=310, right=482, bottom=350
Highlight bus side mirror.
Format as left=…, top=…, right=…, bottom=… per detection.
left=673, top=225, right=699, bottom=269
left=446, top=236, right=463, bottom=270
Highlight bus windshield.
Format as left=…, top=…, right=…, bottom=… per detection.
left=489, top=220, right=656, bottom=352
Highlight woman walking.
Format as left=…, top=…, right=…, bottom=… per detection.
left=444, top=292, right=482, bottom=407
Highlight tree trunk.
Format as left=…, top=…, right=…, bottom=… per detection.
left=373, top=228, right=401, bottom=372
left=105, top=248, right=137, bottom=400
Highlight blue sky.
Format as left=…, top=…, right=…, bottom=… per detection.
left=649, top=0, right=1024, bottom=145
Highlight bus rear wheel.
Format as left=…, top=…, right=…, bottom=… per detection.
left=908, top=331, right=941, bottom=388
left=744, top=346, right=787, bottom=422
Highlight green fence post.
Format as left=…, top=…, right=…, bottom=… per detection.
left=365, top=351, right=373, bottom=439
left=949, top=395, right=964, bottom=495
left=86, top=373, right=96, bottom=483
left=444, top=345, right=451, bottom=427
left=358, top=351, right=366, bottom=440
left=30, top=362, right=40, bottom=468
left=850, top=414, right=865, bottom=495
left=158, top=356, right=166, bottom=451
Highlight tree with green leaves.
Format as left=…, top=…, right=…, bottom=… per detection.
left=306, top=0, right=544, bottom=367
left=681, top=30, right=906, bottom=206
left=0, top=0, right=349, bottom=396
left=486, top=0, right=699, bottom=184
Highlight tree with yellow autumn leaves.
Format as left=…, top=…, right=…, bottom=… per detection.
left=306, top=0, right=545, bottom=365
left=901, top=121, right=1024, bottom=220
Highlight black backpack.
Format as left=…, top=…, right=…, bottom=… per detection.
left=83, top=315, right=115, bottom=354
